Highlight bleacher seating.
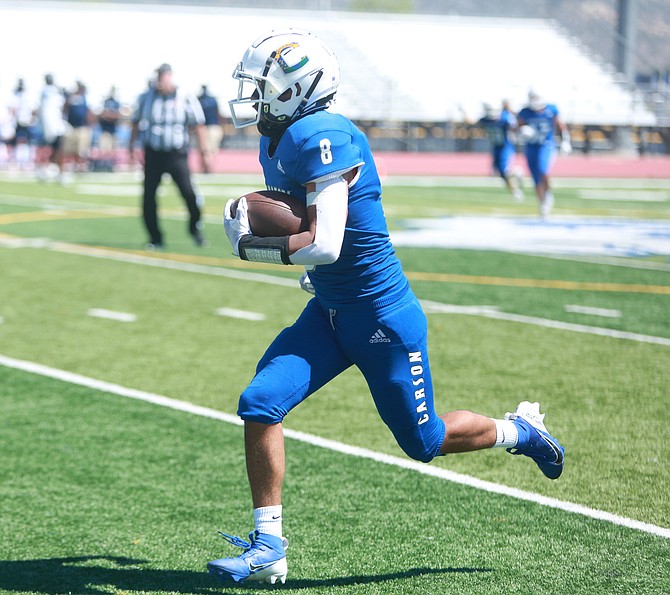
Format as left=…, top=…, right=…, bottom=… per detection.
left=0, top=4, right=657, bottom=127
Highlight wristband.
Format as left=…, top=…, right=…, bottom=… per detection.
left=238, top=234, right=291, bottom=265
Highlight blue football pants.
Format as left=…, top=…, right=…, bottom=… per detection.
left=525, top=143, right=556, bottom=186
left=238, top=291, right=446, bottom=463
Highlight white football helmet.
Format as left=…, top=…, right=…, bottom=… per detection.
left=528, top=90, right=546, bottom=112
left=229, top=28, right=340, bottom=137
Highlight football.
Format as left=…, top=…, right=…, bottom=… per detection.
left=231, top=190, right=308, bottom=237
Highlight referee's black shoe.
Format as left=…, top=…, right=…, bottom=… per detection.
left=193, top=230, right=209, bottom=247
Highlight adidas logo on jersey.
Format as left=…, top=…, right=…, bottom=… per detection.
left=369, top=329, right=391, bottom=344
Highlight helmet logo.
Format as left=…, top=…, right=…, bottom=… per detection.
left=273, top=43, right=309, bottom=74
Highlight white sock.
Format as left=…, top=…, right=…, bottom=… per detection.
left=254, top=505, right=283, bottom=538
left=492, top=419, right=518, bottom=448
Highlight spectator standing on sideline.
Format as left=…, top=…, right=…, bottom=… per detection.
left=98, top=86, right=121, bottom=171
left=197, top=84, right=223, bottom=170
left=63, top=81, right=93, bottom=172
left=36, top=73, right=66, bottom=182
left=476, top=100, right=523, bottom=202
left=517, top=91, right=571, bottom=218
left=8, top=78, right=36, bottom=170
left=129, top=63, right=212, bottom=250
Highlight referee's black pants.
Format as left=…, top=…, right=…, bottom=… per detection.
left=142, top=146, right=201, bottom=245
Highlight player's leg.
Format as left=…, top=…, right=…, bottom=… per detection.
left=208, top=299, right=352, bottom=584
left=536, top=144, right=556, bottom=217
left=142, top=148, right=165, bottom=247
left=525, top=144, right=551, bottom=216
left=167, top=151, right=205, bottom=244
left=341, top=291, right=564, bottom=474
left=362, top=296, right=495, bottom=458
left=439, top=411, right=496, bottom=452
left=499, top=143, right=523, bottom=202
left=338, top=292, right=445, bottom=461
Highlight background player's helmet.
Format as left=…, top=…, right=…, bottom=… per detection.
left=528, top=90, right=546, bottom=111
left=482, top=102, right=500, bottom=119
left=229, top=28, right=340, bottom=137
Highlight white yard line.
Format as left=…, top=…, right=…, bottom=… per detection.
left=0, top=352, right=668, bottom=540
left=577, top=189, right=669, bottom=202
left=215, top=307, right=266, bottom=321
left=564, top=305, right=622, bottom=318
left=87, top=308, right=137, bottom=322
left=426, top=300, right=670, bottom=347
left=3, top=236, right=667, bottom=346
left=48, top=241, right=299, bottom=289
left=523, top=252, right=670, bottom=272
left=479, top=310, right=670, bottom=346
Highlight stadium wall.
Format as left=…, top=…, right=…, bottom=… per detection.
left=198, top=149, right=670, bottom=178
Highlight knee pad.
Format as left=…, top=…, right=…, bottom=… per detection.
left=237, top=385, right=286, bottom=425
left=392, top=418, right=446, bottom=464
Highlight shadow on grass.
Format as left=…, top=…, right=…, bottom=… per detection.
left=0, top=555, right=493, bottom=594
left=284, top=566, right=493, bottom=590
left=0, top=556, right=221, bottom=595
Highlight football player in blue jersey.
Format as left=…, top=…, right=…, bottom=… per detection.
left=477, top=100, right=523, bottom=202
left=517, top=91, right=572, bottom=218
left=208, top=29, right=565, bottom=586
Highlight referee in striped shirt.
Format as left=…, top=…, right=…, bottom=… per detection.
left=129, top=63, right=213, bottom=250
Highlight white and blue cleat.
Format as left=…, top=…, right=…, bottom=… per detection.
left=208, top=530, right=288, bottom=585
left=505, top=401, right=565, bottom=479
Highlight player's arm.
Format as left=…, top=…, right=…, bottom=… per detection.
left=287, top=167, right=357, bottom=265
left=225, top=170, right=354, bottom=265
left=556, top=115, right=572, bottom=154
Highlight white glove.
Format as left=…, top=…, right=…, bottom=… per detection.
left=560, top=139, right=572, bottom=155
left=299, top=270, right=315, bottom=294
left=224, top=197, right=251, bottom=256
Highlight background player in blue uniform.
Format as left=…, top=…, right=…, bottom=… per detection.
left=208, top=29, right=565, bottom=586
left=477, top=100, right=523, bottom=202
left=517, top=91, right=572, bottom=218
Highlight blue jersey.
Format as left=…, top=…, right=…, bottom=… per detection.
left=518, top=104, right=559, bottom=145
left=198, top=93, right=220, bottom=126
left=478, top=109, right=516, bottom=147
left=66, top=94, right=89, bottom=128
left=100, top=97, right=120, bottom=134
left=259, top=111, right=409, bottom=308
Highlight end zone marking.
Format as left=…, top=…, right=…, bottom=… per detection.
left=1, top=352, right=668, bottom=540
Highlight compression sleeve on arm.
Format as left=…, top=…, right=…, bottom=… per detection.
left=289, top=176, right=348, bottom=266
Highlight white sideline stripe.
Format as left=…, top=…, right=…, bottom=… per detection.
left=420, top=300, right=670, bottom=347
left=577, top=189, right=669, bottom=202
left=48, top=241, right=299, bottom=289
left=564, top=304, right=622, bottom=318
left=87, top=308, right=137, bottom=322
left=421, top=303, right=500, bottom=315
left=0, top=352, right=668, bottom=540
left=7, top=237, right=669, bottom=346
left=215, top=307, right=266, bottom=321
